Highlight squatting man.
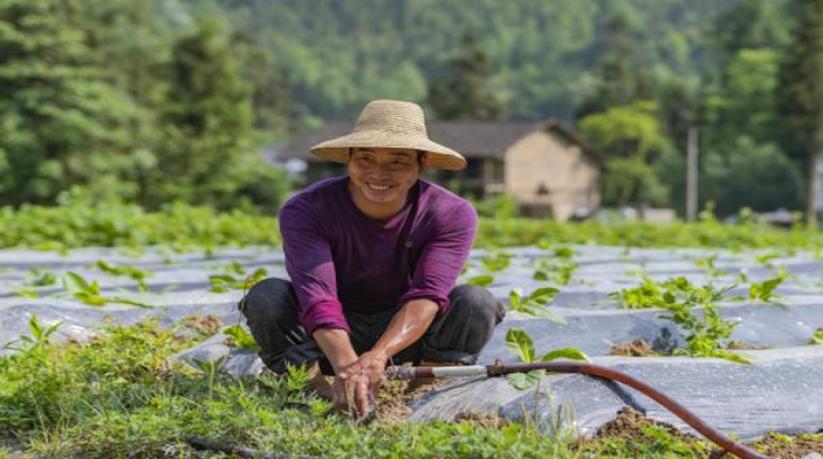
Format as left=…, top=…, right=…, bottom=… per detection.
left=238, top=99, right=505, bottom=418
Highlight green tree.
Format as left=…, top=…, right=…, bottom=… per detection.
left=704, top=48, right=782, bottom=149
left=579, top=101, right=672, bottom=207
left=710, top=0, right=790, bottom=62
left=0, top=0, right=145, bottom=205
left=701, top=137, right=802, bottom=215
left=426, top=31, right=503, bottom=120
left=576, top=6, right=653, bottom=119
left=152, top=18, right=291, bottom=212
left=778, top=0, right=823, bottom=224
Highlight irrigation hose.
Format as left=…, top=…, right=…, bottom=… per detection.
left=386, top=361, right=770, bottom=459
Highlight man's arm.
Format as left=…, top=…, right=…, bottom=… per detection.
left=330, top=298, right=438, bottom=417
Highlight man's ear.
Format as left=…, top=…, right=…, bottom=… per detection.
left=417, top=151, right=428, bottom=173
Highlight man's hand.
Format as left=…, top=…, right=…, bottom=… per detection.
left=312, top=328, right=389, bottom=419
left=338, top=349, right=389, bottom=393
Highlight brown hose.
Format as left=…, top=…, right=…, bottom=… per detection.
left=397, top=362, right=770, bottom=459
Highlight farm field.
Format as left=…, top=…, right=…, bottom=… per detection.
left=1, top=206, right=823, bottom=458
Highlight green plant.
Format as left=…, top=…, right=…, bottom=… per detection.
left=95, top=260, right=152, bottom=291
left=26, top=267, right=58, bottom=287
left=610, top=277, right=746, bottom=363
left=658, top=300, right=749, bottom=364
left=208, top=267, right=268, bottom=293
left=284, top=362, right=312, bottom=393
left=810, top=328, right=823, bottom=345
left=60, top=272, right=152, bottom=308
left=610, top=276, right=730, bottom=310
left=223, top=324, right=261, bottom=351
left=748, top=271, right=787, bottom=305
left=755, top=251, right=781, bottom=267
left=480, top=250, right=512, bottom=272
left=508, top=287, right=565, bottom=323
left=694, top=254, right=727, bottom=278
left=533, top=259, right=578, bottom=285
left=504, top=328, right=589, bottom=389
left=3, top=314, right=61, bottom=353
left=466, top=274, right=494, bottom=287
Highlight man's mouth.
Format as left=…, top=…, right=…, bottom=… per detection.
left=366, top=182, right=392, bottom=192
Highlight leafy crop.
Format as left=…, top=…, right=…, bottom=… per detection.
left=532, top=244, right=578, bottom=285
left=748, top=271, right=788, bottom=305
left=466, top=274, right=494, bottom=286
left=504, top=328, right=589, bottom=389
left=508, top=287, right=565, bottom=323
left=60, top=272, right=152, bottom=308
left=14, top=268, right=59, bottom=298
left=95, top=260, right=152, bottom=291
left=658, top=296, right=749, bottom=364
left=208, top=267, right=268, bottom=293
left=694, top=254, right=727, bottom=278
left=610, top=277, right=747, bottom=363
left=810, top=328, right=823, bottom=345
left=480, top=250, right=512, bottom=272
left=610, top=276, right=729, bottom=310
left=0, top=200, right=281, bottom=251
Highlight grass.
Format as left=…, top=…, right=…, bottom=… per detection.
left=0, top=319, right=765, bottom=459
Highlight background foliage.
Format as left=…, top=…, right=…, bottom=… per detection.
left=1, top=0, right=821, bottom=217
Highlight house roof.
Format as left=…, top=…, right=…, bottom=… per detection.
left=274, top=119, right=598, bottom=162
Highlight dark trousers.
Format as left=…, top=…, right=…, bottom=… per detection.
left=238, top=278, right=505, bottom=375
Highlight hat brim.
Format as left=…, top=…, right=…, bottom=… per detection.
left=310, top=130, right=467, bottom=170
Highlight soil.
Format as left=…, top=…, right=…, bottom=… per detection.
left=609, top=339, right=657, bottom=357
left=575, top=406, right=823, bottom=459
left=592, top=406, right=702, bottom=444
left=711, top=433, right=823, bottom=459
left=372, top=378, right=444, bottom=422
left=726, top=341, right=770, bottom=350
left=453, top=411, right=510, bottom=429
left=180, top=314, right=222, bottom=337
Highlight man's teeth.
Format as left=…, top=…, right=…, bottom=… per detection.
left=368, top=183, right=391, bottom=191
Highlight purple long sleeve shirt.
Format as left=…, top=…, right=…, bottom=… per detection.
left=277, top=175, right=478, bottom=336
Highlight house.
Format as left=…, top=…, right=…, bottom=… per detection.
left=274, top=120, right=601, bottom=221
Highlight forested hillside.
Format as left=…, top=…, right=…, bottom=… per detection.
left=2, top=0, right=817, bottom=217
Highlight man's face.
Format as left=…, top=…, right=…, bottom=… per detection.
left=347, top=147, right=423, bottom=207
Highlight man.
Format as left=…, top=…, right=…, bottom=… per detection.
left=239, top=99, right=505, bottom=419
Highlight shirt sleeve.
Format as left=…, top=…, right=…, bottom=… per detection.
left=278, top=198, right=349, bottom=336
left=398, top=200, right=478, bottom=316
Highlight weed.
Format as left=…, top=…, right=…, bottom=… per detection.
left=3, top=315, right=61, bottom=354
left=224, top=324, right=261, bottom=351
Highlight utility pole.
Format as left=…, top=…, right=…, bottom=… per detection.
left=686, top=127, right=699, bottom=222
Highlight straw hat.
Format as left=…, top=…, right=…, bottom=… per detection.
left=310, top=99, right=467, bottom=170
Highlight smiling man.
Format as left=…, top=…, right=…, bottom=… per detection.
left=238, top=99, right=505, bottom=419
